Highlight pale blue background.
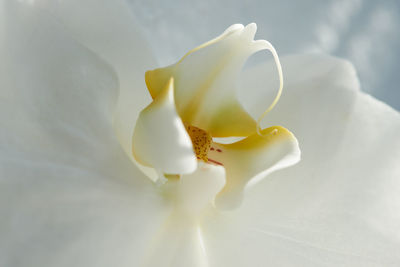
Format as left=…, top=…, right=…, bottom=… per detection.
left=129, top=0, right=400, bottom=110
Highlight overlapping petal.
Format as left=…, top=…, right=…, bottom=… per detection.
left=133, top=79, right=197, bottom=178
left=212, top=126, right=300, bottom=209
left=37, top=0, right=156, bottom=161
left=142, top=163, right=225, bottom=267
left=1, top=1, right=399, bottom=267
left=145, top=23, right=279, bottom=137
left=0, top=2, right=167, bottom=267
left=202, top=55, right=400, bottom=267
left=141, top=23, right=298, bottom=203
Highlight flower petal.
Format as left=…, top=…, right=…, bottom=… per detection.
left=202, top=55, right=400, bottom=266
left=210, top=127, right=300, bottom=210
left=145, top=23, right=280, bottom=137
left=178, top=162, right=226, bottom=216
left=133, top=79, right=197, bottom=178
left=142, top=162, right=225, bottom=266
left=238, top=54, right=361, bottom=121
left=37, top=0, right=156, bottom=161
left=0, top=3, right=167, bottom=266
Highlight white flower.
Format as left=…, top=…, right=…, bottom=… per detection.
left=1, top=1, right=399, bottom=267
left=132, top=23, right=300, bottom=213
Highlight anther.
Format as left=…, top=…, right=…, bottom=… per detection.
left=185, top=124, right=212, bottom=162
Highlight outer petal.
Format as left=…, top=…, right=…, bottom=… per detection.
left=202, top=55, right=400, bottom=266
left=238, top=54, right=361, bottom=121
left=146, top=23, right=281, bottom=137
left=210, top=126, right=300, bottom=209
left=133, top=79, right=197, bottom=178
left=37, top=0, right=156, bottom=161
left=0, top=3, right=167, bottom=267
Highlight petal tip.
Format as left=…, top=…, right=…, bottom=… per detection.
left=244, top=22, right=257, bottom=38
left=224, top=23, right=245, bottom=34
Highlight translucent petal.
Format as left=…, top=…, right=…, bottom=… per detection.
left=202, top=55, right=400, bottom=266
left=145, top=23, right=279, bottom=137
left=37, top=0, right=156, bottom=161
left=0, top=3, right=166, bottom=266
left=239, top=54, right=360, bottom=120
left=133, top=79, right=197, bottom=177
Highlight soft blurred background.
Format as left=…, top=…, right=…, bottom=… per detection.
left=129, top=0, right=400, bottom=110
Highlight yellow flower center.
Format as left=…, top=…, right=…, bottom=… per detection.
left=185, top=124, right=212, bottom=162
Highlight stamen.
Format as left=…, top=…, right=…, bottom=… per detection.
left=208, top=158, right=223, bottom=166
left=256, top=41, right=283, bottom=136
left=185, top=124, right=212, bottom=162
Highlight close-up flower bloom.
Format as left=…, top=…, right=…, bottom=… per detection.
left=1, top=1, right=399, bottom=267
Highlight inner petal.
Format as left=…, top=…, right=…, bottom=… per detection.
left=211, top=126, right=300, bottom=209
left=145, top=24, right=275, bottom=137
left=132, top=79, right=197, bottom=180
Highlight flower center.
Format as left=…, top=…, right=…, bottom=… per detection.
left=185, top=124, right=212, bottom=162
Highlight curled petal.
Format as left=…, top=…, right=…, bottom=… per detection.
left=133, top=79, right=197, bottom=180
left=146, top=23, right=280, bottom=137
left=211, top=126, right=300, bottom=209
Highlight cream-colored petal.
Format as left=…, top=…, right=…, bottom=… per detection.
left=141, top=219, right=208, bottom=267
left=37, top=0, right=156, bottom=162
left=142, top=162, right=225, bottom=267
left=145, top=23, right=282, bottom=137
left=208, top=126, right=300, bottom=210
left=178, top=162, right=226, bottom=216
left=133, top=79, right=197, bottom=179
